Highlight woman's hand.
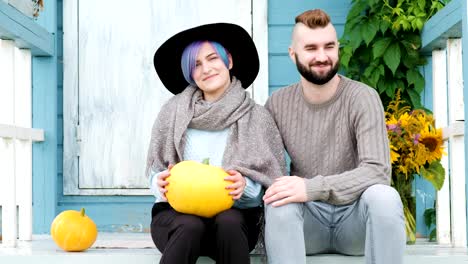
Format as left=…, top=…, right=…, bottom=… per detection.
left=224, top=170, right=246, bottom=200
left=157, top=164, right=173, bottom=201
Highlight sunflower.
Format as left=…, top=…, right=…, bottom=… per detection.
left=419, top=127, right=444, bottom=163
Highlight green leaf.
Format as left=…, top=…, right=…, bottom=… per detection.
left=380, top=20, right=391, bottom=34
left=429, top=228, right=437, bottom=242
left=402, top=34, right=422, bottom=49
left=392, top=20, right=400, bottom=31
left=364, top=65, right=375, bottom=77
left=400, top=19, right=411, bottom=31
left=423, top=208, right=436, bottom=227
left=383, top=42, right=401, bottom=74
left=420, top=162, right=446, bottom=191
left=369, top=67, right=381, bottom=88
left=393, top=7, right=404, bottom=16
left=396, top=80, right=405, bottom=91
left=415, top=9, right=427, bottom=18
left=347, top=0, right=368, bottom=20
left=431, top=1, right=444, bottom=12
left=361, top=20, right=379, bottom=46
left=407, top=69, right=425, bottom=93
left=407, top=88, right=422, bottom=108
left=378, top=64, right=385, bottom=76
left=368, top=0, right=379, bottom=6
left=385, top=83, right=397, bottom=98
left=349, top=26, right=363, bottom=51
left=418, top=0, right=426, bottom=10
left=377, top=78, right=388, bottom=94
left=375, top=78, right=387, bottom=94
left=372, top=38, right=392, bottom=59
left=344, top=16, right=364, bottom=34
left=340, top=52, right=352, bottom=69
left=415, top=18, right=424, bottom=31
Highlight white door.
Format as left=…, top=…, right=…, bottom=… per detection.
left=63, top=0, right=268, bottom=195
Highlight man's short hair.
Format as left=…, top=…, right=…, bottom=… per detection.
left=295, top=9, right=331, bottom=28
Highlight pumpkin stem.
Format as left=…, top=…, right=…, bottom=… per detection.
left=80, top=208, right=85, bottom=217
left=202, top=158, right=210, bottom=165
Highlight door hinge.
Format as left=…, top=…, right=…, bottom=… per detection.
left=76, top=124, right=81, bottom=157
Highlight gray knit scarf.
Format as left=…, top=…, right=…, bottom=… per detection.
left=145, top=77, right=286, bottom=186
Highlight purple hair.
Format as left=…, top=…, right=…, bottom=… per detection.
left=181, top=41, right=230, bottom=86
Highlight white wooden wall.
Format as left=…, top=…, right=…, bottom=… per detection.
left=0, top=39, right=44, bottom=247
left=433, top=38, right=467, bottom=247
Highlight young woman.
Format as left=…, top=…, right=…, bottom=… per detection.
left=146, top=23, right=286, bottom=264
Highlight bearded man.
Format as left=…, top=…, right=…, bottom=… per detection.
left=262, top=9, right=406, bottom=264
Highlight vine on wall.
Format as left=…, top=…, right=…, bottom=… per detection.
left=340, top=0, right=449, bottom=108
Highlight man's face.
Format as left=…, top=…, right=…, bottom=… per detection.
left=290, top=23, right=340, bottom=85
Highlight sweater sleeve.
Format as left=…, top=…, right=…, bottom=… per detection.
left=234, top=176, right=264, bottom=209
left=148, top=167, right=168, bottom=203
left=304, top=88, right=391, bottom=205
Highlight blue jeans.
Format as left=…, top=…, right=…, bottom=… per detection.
left=264, top=184, right=405, bottom=264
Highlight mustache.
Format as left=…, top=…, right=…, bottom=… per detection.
left=309, top=61, right=332, bottom=66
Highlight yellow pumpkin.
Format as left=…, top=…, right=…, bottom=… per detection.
left=50, top=208, right=98, bottom=252
left=166, top=159, right=234, bottom=218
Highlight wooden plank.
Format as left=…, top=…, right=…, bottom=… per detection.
left=0, top=40, right=14, bottom=125
left=447, top=38, right=467, bottom=247
left=8, top=0, right=34, bottom=18
left=0, top=124, right=44, bottom=141
left=268, top=55, right=300, bottom=86
left=421, top=0, right=462, bottom=53
left=447, top=39, right=464, bottom=122
left=462, top=0, right=468, bottom=244
left=62, top=0, right=80, bottom=195
left=252, top=0, right=269, bottom=104
left=442, top=122, right=465, bottom=140
left=432, top=49, right=451, bottom=245
left=14, top=47, right=32, bottom=241
left=0, top=0, right=54, bottom=56
left=0, top=39, right=17, bottom=247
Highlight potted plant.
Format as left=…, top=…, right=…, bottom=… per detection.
left=385, top=91, right=445, bottom=243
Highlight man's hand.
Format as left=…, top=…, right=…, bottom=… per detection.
left=224, top=170, right=246, bottom=200
left=157, top=164, right=174, bottom=201
left=263, top=176, right=307, bottom=207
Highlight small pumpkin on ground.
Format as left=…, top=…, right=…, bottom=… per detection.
left=166, top=158, right=234, bottom=218
left=50, top=208, right=98, bottom=252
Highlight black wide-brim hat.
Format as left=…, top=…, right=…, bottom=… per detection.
left=153, top=23, right=259, bottom=94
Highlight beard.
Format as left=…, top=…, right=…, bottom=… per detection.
left=295, top=54, right=339, bottom=85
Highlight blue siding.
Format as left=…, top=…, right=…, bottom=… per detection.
left=421, top=0, right=462, bottom=53
left=32, top=0, right=58, bottom=233
left=0, top=0, right=54, bottom=55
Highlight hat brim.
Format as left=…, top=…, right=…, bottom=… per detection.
left=153, top=23, right=259, bottom=94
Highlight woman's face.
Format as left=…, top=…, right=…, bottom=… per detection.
left=192, top=41, right=232, bottom=101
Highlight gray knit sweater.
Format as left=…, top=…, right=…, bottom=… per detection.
left=265, top=75, right=391, bottom=205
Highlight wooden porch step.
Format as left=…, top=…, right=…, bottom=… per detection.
left=1, top=233, right=468, bottom=264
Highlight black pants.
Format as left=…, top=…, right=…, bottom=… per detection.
left=150, top=203, right=262, bottom=264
